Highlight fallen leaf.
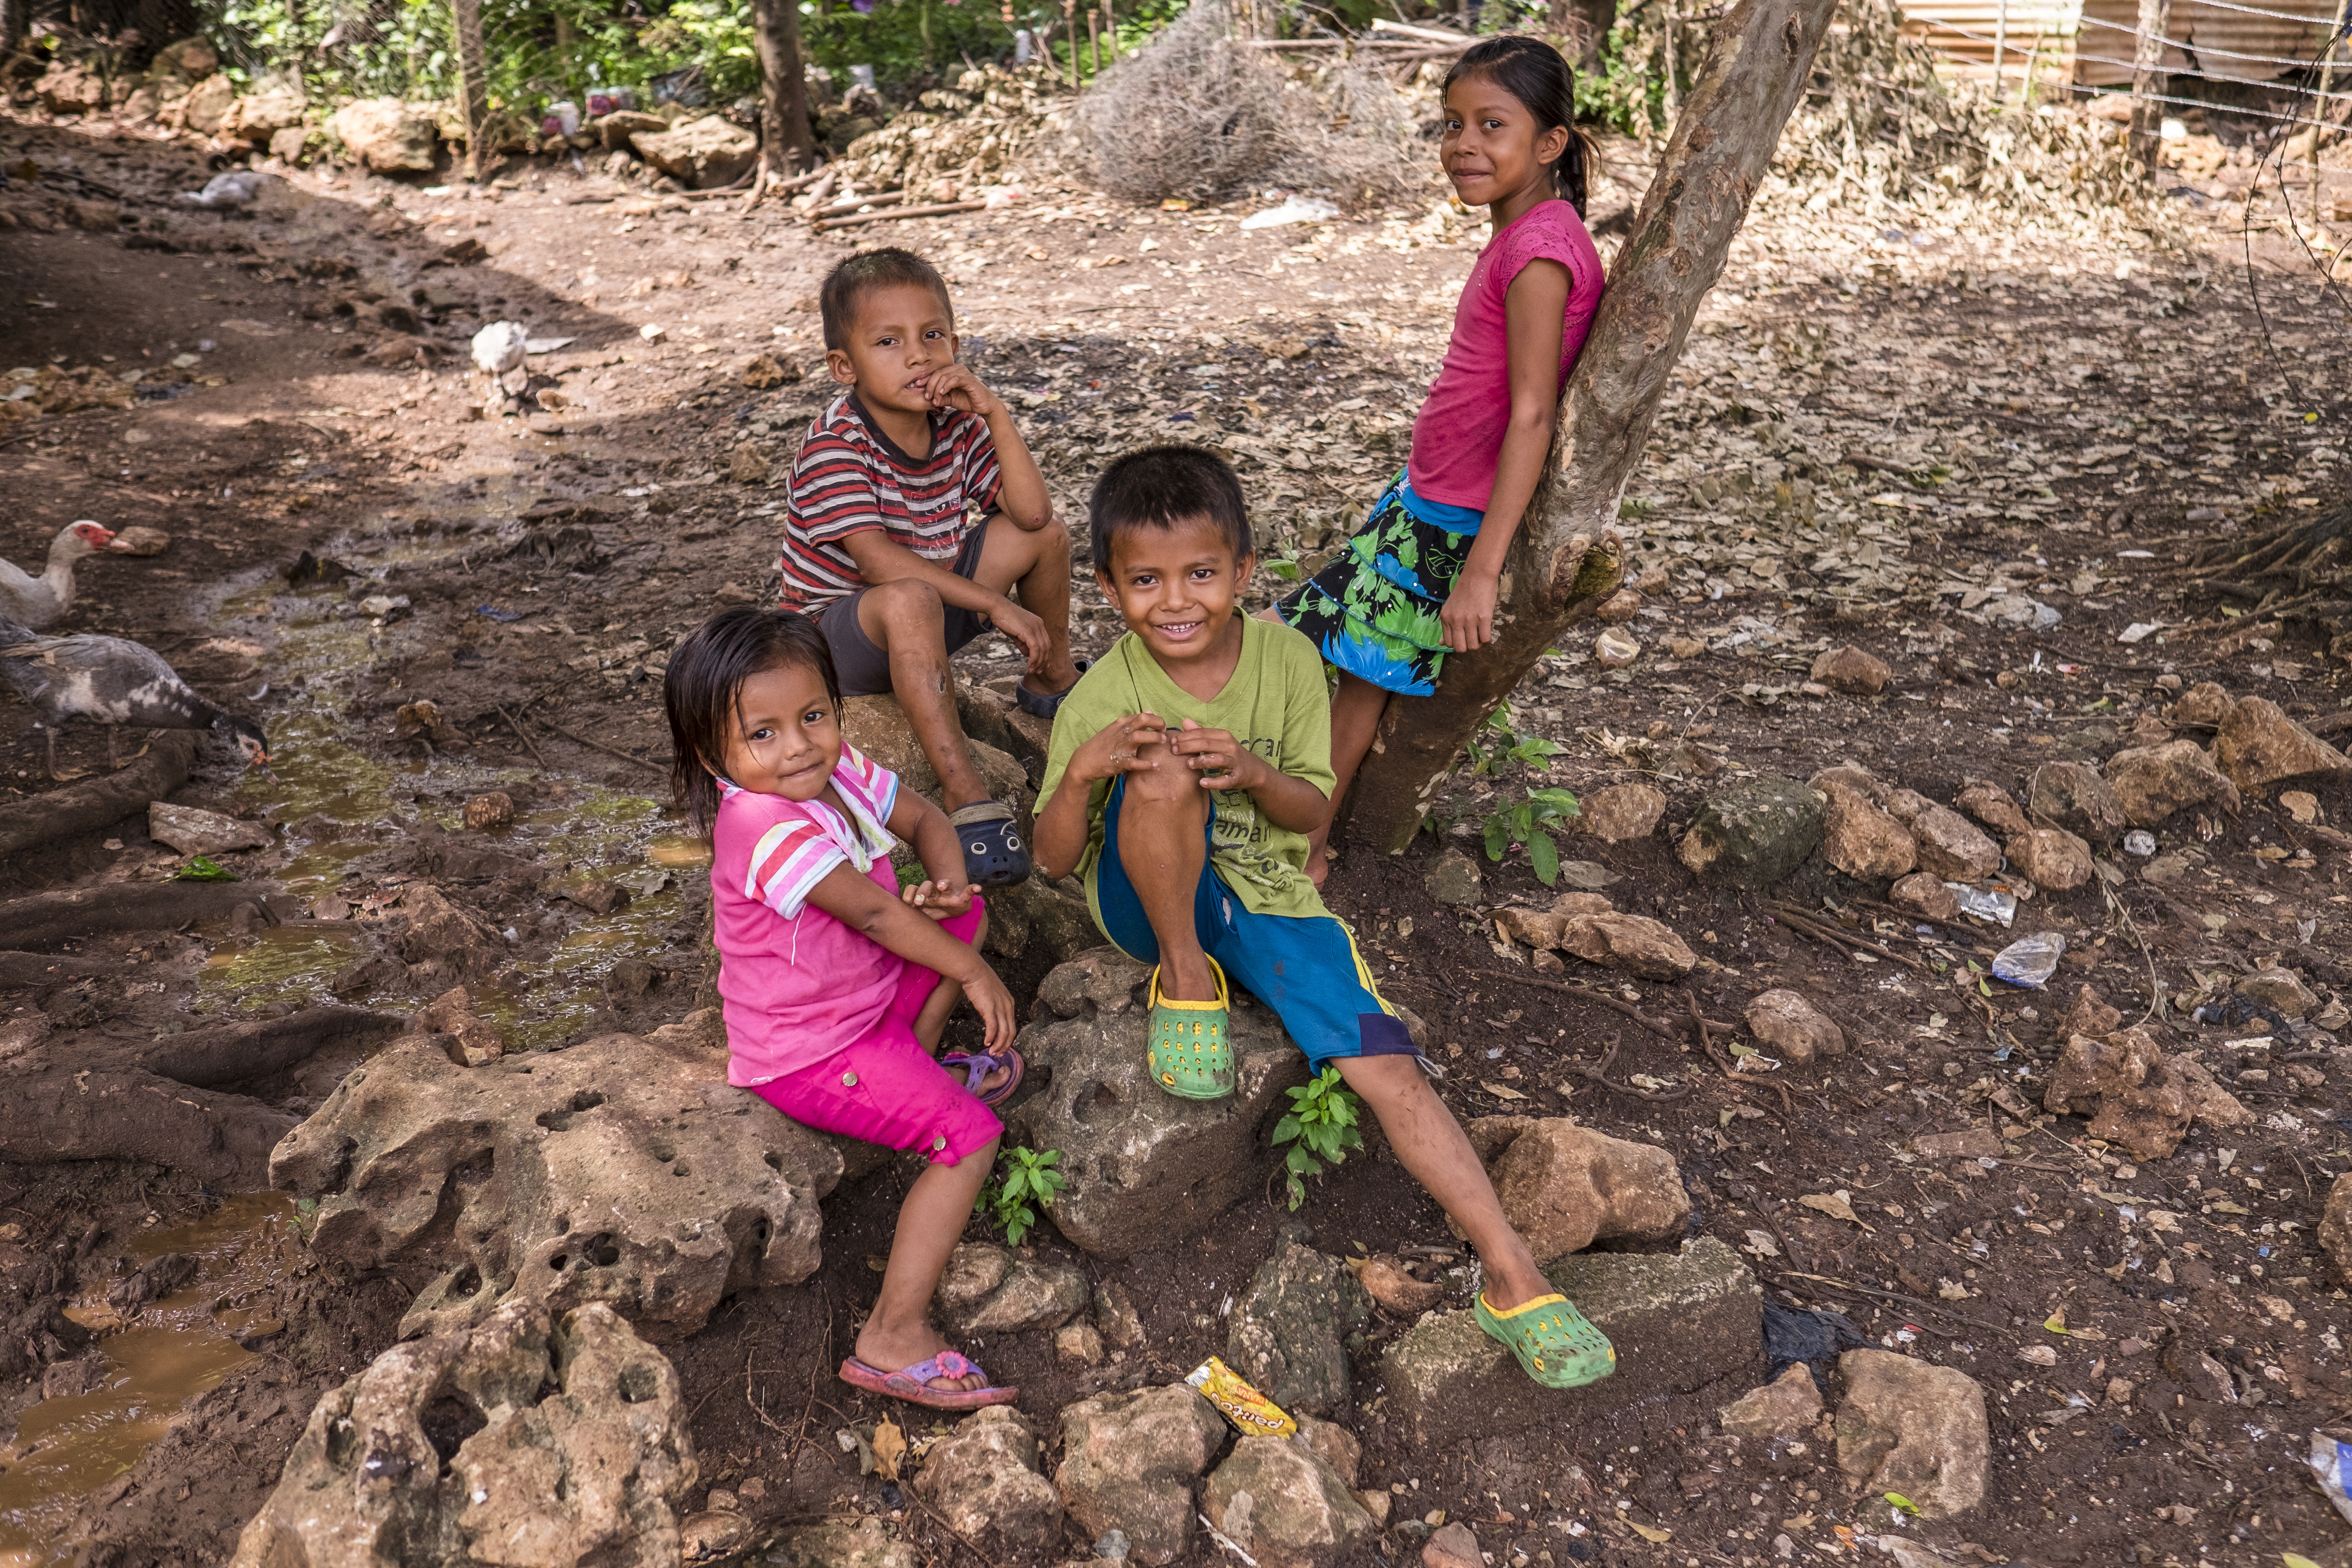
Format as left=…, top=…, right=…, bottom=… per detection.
left=1799, top=1190, right=1863, bottom=1225
left=871, top=1414, right=906, bottom=1480
left=1630, top=1523, right=1672, bottom=1543
left=1482, top=1081, right=1530, bottom=1102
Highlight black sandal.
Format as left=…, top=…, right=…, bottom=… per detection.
left=1014, top=661, right=1090, bottom=721
left=951, top=801, right=1032, bottom=888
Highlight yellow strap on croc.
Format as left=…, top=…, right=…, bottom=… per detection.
left=1475, top=1290, right=1616, bottom=1390
left=1146, top=960, right=1235, bottom=1101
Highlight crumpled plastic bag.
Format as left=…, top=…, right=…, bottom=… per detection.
left=1991, top=931, right=2065, bottom=988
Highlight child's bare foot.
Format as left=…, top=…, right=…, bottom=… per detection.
left=854, top=1320, right=991, bottom=1393
left=1305, top=845, right=1332, bottom=889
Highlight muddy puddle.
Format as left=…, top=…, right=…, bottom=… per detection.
left=0, top=1195, right=299, bottom=1565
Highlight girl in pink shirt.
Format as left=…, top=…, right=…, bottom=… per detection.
left=665, top=606, right=1025, bottom=1410
left=1280, top=36, right=1605, bottom=882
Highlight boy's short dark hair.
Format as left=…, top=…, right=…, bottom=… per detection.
left=820, top=247, right=954, bottom=352
left=1088, top=446, right=1253, bottom=572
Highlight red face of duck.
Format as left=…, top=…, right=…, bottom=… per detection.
left=67, top=521, right=115, bottom=554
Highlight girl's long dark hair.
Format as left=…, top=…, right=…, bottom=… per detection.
left=1443, top=36, right=1597, bottom=219
left=663, top=607, right=841, bottom=834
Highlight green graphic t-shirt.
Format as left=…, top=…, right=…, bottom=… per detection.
left=1039, top=615, right=1337, bottom=925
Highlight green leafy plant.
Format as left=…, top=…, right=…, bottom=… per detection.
left=1463, top=703, right=1563, bottom=777
left=1480, top=786, right=1582, bottom=886
left=1272, top=1067, right=1364, bottom=1211
left=976, top=1145, right=1065, bottom=1246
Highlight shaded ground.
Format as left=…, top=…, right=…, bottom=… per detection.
left=1, top=100, right=2351, bottom=1568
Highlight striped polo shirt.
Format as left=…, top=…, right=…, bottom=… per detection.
left=775, top=392, right=1003, bottom=613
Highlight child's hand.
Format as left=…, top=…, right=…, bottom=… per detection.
left=965, top=964, right=1018, bottom=1052
left=902, top=878, right=977, bottom=920
left=1169, top=717, right=1266, bottom=791
left=985, top=596, right=1053, bottom=672
left=918, top=364, right=1001, bottom=421
left=1071, top=710, right=1169, bottom=784
left=1442, top=569, right=1501, bottom=653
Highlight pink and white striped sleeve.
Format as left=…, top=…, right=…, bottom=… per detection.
left=742, top=814, right=845, bottom=919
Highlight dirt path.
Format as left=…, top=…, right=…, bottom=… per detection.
left=3, top=106, right=2351, bottom=1568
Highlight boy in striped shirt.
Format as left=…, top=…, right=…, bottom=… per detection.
left=775, top=247, right=1081, bottom=888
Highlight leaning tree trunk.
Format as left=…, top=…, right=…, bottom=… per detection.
left=751, top=0, right=817, bottom=177
left=1345, top=0, right=1844, bottom=855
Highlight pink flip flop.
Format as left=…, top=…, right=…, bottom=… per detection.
left=838, top=1350, right=1018, bottom=1411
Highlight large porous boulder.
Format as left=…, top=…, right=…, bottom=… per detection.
left=2028, top=761, right=2125, bottom=845
left=1744, top=989, right=1844, bottom=1066
left=1883, top=790, right=2003, bottom=881
left=1577, top=781, right=1667, bottom=842
left=933, top=1242, right=1088, bottom=1335
left=1055, top=1384, right=1229, bottom=1566
left=1226, top=1234, right=1371, bottom=1416
left=980, top=871, right=1100, bottom=971
left=1834, top=1349, right=1990, bottom=1519
left=2042, top=1027, right=2197, bottom=1159
left=1005, top=949, right=1310, bottom=1258
left=1203, top=1436, right=1377, bottom=1568
left=2005, top=827, right=2094, bottom=892
left=1677, top=777, right=1825, bottom=888
left=914, top=1405, right=1063, bottom=1557
left=1378, top=1237, right=1759, bottom=1449
left=1462, top=1117, right=1690, bottom=1266
left=1719, top=1362, right=1825, bottom=1438
left=229, top=83, right=306, bottom=135
left=600, top=109, right=671, bottom=152
left=632, top=114, right=759, bottom=189
left=1815, top=780, right=1917, bottom=880
left=840, top=694, right=1030, bottom=808
left=270, top=1017, right=842, bottom=1343
left=329, top=98, right=440, bottom=171
left=228, top=1300, right=695, bottom=1568
left=2214, top=697, right=2352, bottom=793
left=1557, top=911, right=1697, bottom=980
left=2319, top=1175, right=2352, bottom=1289
left=2103, top=741, right=2242, bottom=826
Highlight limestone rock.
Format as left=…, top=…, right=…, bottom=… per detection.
left=2043, top=1027, right=2196, bottom=1159
left=270, top=1024, right=842, bottom=1343
left=1834, top=1349, right=1989, bottom=1519
left=229, top=85, right=305, bottom=135
left=1424, top=1522, right=1482, bottom=1568
left=1057, top=1322, right=1104, bottom=1366
left=739, top=352, right=801, bottom=389
left=2319, top=1174, right=2352, bottom=1288
left=35, top=63, right=106, bottom=115
left=1464, top=1117, right=1690, bottom=1266
left=151, top=36, right=220, bottom=79
left=1677, top=777, right=1825, bottom=888
left=763, top=1518, right=918, bottom=1568
left=2028, top=761, right=2125, bottom=845
left=1557, top=911, right=1696, bottom=980
left=1347, top=1254, right=1443, bottom=1316
left=1494, top=892, right=1616, bottom=951
left=2215, top=698, right=2352, bottom=792
left=1202, top=1436, right=1376, bottom=1568
left=1578, top=782, right=1666, bottom=842
left=228, top=1301, right=695, bottom=1568
left=2166, top=1054, right=2252, bottom=1131
left=1292, top=1418, right=1360, bottom=1487
left=2058, top=983, right=2122, bottom=1039
left=1810, top=645, right=1891, bottom=695
left=2240, top=965, right=2317, bottom=1019
left=1744, top=989, right=1845, bottom=1066
left=839, top=694, right=1029, bottom=808
left=108, top=525, right=171, bottom=556
left=1889, top=872, right=1960, bottom=921
left=1054, top=1384, right=1228, bottom=1566
left=1717, top=1362, right=1824, bottom=1438
left=147, top=801, right=272, bottom=856
left=981, top=871, right=1101, bottom=971
left=2171, top=681, right=2234, bottom=727
left=914, top=1405, right=1063, bottom=1556
left=633, top=115, right=759, bottom=189
left=392, top=882, right=506, bottom=974
left=934, top=1242, right=1088, bottom=1335
left=1884, top=792, right=2003, bottom=882
left=329, top=98, right=439, bottom=171
left=599, top=109, right=670, bottom=152
left=1594, top=587, right=1644, bottom=623
left=729, top=444, right=771, bottom=484
left=2005, top=827, right=2094, bottom=892
left=1227, top=1236, right=1371, bottom=1416
left=1953, top=779, right=2031, bottom=837
left=463, top=791, right=514, bottom=830
left=413, top=984, right=505, bottom=1066
left=679, top=1511, right=754, bottom=1561
left=2103, top=741, right=2242, bottom=827
left=1816, top=780, right=1916, bottom=880
left=1424, top=848, right=1484, bottom=906
left=1096, top=1279, right=1145, bottom=1348
left=1007, top=950, right=1309, bottom=1258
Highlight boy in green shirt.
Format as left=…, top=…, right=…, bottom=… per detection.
left=1034, top=445, right=1614, bottom=1392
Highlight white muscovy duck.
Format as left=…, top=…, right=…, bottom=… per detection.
left=0, top=521, right=115, bottom=630
left=471, top=320, right=531, bottom=397
left=0, top=613, right=270, bottom=778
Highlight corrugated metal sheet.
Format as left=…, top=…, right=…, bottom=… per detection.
left=2072, top=0, right=2344, bottom=86
left=1899, top=0, right=2082, bottom=82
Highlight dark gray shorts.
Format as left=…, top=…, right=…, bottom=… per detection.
left=816, top=520, right=993, bottom=698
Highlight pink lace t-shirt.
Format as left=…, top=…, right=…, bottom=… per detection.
left=710, top=745, right=905, bottom=1087
left=1406, top=198, right=1605, bottom=514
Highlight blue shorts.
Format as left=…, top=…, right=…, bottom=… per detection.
left=1091, top=777, right=1419, bottom=1070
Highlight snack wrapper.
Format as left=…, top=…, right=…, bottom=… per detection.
left=1186, top=1356, right=1296, bottom=1439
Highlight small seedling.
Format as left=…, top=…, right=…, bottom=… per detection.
left=976, top=1145, right=1065, bottom=1247
left=1272, top=1067, right=1365, bottom=1211
left=1480, top=786, right=1582, bottom=886
left=1464, top=703, right=1564, bottom=777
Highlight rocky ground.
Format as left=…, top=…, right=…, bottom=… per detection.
left=2, top=74, right=2352, bottom=1568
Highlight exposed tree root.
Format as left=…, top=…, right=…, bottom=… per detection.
left=0, top=733, right=197, bottom=858
left=0, top=950, right=113, bottom=985
left=130, top=1006, right=404, bottom=1088
left=0, top=879, right=269, bottom=951
left=0, top=1059, right=298, bottom=1188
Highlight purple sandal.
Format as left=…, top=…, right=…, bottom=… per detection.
left=839, top=1350, right=1018, bottom=1410
left=940, top=1046, right=1024, bottom=1108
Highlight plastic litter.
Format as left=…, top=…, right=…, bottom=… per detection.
left=541, top=99, right=581, bottom=138
left=2123, top=829, right=2156, bottom=857
left=1943, top=881, right=2018, bottom=927
left=1092, top=1530, right=1132, bottom=1561
left=2118, top=622, right=2162, bottom=644
left=1239, top=195, right=1341, bottom=230
left=2310, top=1431, right=2352, bottom=1527
left=1762, top=1301, right=1869, bottom=1386
left=1186, top=1356, right=1295, bottom=1438
left=1990, top=932, right=2066, bottom=989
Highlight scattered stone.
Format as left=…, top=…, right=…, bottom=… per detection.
left=1377, top=1238, right=1759, bottom=1449
left=2318, top=1174, right=2352, bottom=1288
left=1054, top=1384, right=1227, bottom=1567
left=1594, top=588, right=1644, bottom=623
left=2239, top=966, right=2317, bottom=1020
left=393, top=882, right=506, bottom=974
left=679, top=1511, right=754, bottom=1561
left=2103, top=741, right=2242, bottom=827
left=109, top=525, right=171, bottom=556
left=146, top=801, right=271, bottom=857
left=1557, top=911, right=1696, bottom=980
left=1577, top=781, right=1667, bottom=842
left=1461, top=1116, right=1690, bottom=1265
left=271, top=1019, right=841, bottom=1342
left=1227, top=1234, right=1371, bottom=1415
left=2215, top=697, right=2352, bottom=792
left=1291, top=1418, right=1360, bottom=1487
left=729, top=444, right=771, bottom=484
left=2162, top=1340, right=2237, bottom=1404
left=914, top=1405, right=1064, bottom=1557
left=2058, top=984, right=2123, bottom=1040
left=326, top=98, right=439, bottom=171
left=1424, top=848, right=1484, bottom=906
left=2005, top=828, right=2093, bottom=892
left=761, top=1518, right=917, bottom=1568
left=739, top=352, right=801, bottom=389
left=1814, top=780, right=1917, bottom=880
left=1717, top=1362, right=1824, bottom=1438
left=1809, top=645, right=1891, bottom=695
left=633, top=115, right=760, bottom=189
left=1422, top=1522, right=1483, bottom=1568
left=1883, top=792, right=2004, bottom=881
left=1743, top=989, right=1845, bottom=1066
left=1834, top=1349, right=1989, bottom=1519
left=2043, top=1027, right=2196, bottom=1159
left=462, top=791, right=514, bottom=830
left=1593, top=627, right=1641, bottom=668
left=1677, top=777, right=1825, bottom=888
left=2170, top=681, right=2233, bottom=728
left=229, top=1301, right=694, bottom=1568
left=1203, top=1436, right=1377, bottom=1568
left=934, top=1242, right=1089, bottom=1335
left=839, top=694, right=1028, bottom=809
left=1889, top=872, right=1960, bottom=920
left=412, top=984, right=505, bottom=1066
left=2166, top=1054, right=2252, bottom=1131
left=1911, top=1127, right=2001, bottom=1161
left=2283, top=789, right=2322, bottom=824
left=1096, top=1280, right=1145, bottom=1349
left=1347, top=1254, right=1444, bottom=1316
left=1057, top=1322, right=1105, bottom=1367
left=2028, top=761, right=2125, bottom=844
left=1954, top=778, right=2031, bottom=836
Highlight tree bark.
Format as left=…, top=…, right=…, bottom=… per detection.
left=1345, top=0, right=1843, bottom=854
left=0, top=1061, right=298, bottom=1188
left=0, top=732, right=195, bottom=859
left=0, top=880, right=268, bottom=951
left=451, top=0, right=491, bottom=181
left=2128, top=0, right=2172, bottom=172
left=750, top=0, right=816, bottom=177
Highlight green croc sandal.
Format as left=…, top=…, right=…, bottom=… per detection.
left=1476, top=1291, right=1615, bottom=1390
left=1147, top=960, right=1234, bottom=1100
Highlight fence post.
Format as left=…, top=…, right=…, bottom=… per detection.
left=452, top=0, right=490, bottom=181
left=2128, top=0, right=2171, bottom=172
left=750, top=0, right=816, bottom=177
left=2316, top=0, right=2351, bottom=217
left=1990, top=0, right=2008, bottom=100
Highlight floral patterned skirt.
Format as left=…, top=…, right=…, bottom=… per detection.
left=1277, top=474, right=1478, bottom=697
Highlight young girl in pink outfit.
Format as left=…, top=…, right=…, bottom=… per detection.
left=1279, top=36, right=1605, bottom=881
left=665, top=606, right=1024, bottom=1410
